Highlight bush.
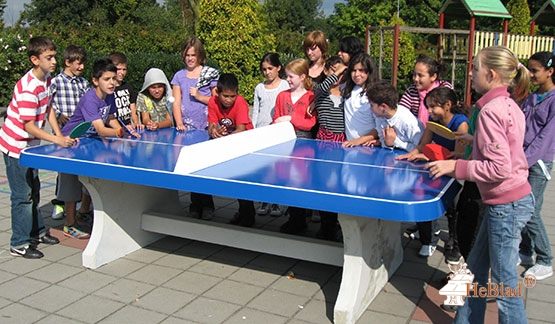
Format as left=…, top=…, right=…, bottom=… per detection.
left=196, top=0, right=275, bottom=101
left=0, top=28, right=32, bottom=106
left=369, top=15, right=416, bottom=92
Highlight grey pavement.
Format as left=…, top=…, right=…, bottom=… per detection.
left=0, top=117, right=554, bottom=323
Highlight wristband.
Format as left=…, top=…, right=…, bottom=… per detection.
left=116, top=128, right=124, bottom=138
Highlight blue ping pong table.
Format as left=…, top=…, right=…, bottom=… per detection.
left=21, top=122, right=460, bottom=324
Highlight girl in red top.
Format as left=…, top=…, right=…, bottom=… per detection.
left=273, top=59, right=317, bottom=234
left=273, top=59, right=316, bottom=139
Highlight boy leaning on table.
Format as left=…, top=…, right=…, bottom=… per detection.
left=0, top=37, right=76, bottom=259
left=207, top=73, right=256, bottom=227
left=58, top=58, right=140, bottom=240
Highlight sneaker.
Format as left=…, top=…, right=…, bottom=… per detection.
left=201, top=207, right=215, bottom=220
left=31, top=232, right=60, bottom=246
left=310, top=210, right=321, bottom=223
left=51, top=204, right=65, bottom=220
left=409, top=231, right=420, bottom=240
left=419, top=245, right=436, bottom=257
left=257, top=202, right=270, bottom=215
left=63, top=225, right=90, bottom=239
left=444, top=246, right=463, bottom=265
left=517, top=253, right=535, bottom=267
left=10, top=245, right=44, bottom=259
left=524, top=264, right=553, bottom=281
left=269, top=204, right=282, bottom=217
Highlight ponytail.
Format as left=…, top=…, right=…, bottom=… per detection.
left=511, top=63, right=530, bottom=104
left=477, top=46, right=530, bottom=104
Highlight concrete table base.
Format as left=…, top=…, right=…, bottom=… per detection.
left=80, top=177, right=403, bottom=324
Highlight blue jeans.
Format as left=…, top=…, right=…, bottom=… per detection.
left=3, top=154, right=46, bottom=248
left=454, top=193, right=534, bottom=324
left=520, top=161, right=553, bottom=266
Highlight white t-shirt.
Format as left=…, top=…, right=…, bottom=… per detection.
left=343, top=86, right=375, bottom=140
left=374, top=105, right=423, bottom=152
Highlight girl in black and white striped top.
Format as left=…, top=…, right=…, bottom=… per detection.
left=311, top=56, right=348, bottom=142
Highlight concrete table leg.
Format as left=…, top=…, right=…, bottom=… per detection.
left=334, top=215, right=403, bottom=324
left=80, top=177, right=182, bottom=269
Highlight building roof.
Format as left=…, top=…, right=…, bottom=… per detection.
left=531, top=0, right=555, bottom=26
left=439, top=0, right=512, bottom=19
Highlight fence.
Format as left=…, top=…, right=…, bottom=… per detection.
left=366, top=25, right=555, bottom=104
left=474, top=32, right=555, bottom=59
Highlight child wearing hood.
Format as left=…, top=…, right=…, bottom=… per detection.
left=136, top=68, right=174, bottom=130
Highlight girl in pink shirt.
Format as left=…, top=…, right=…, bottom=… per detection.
left=428, top=46, right=533, bottom=324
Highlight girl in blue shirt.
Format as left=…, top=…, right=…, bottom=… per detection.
left=397, top=87, right=468, bottom=259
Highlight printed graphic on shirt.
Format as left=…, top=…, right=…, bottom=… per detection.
left=219, top=117, right=235, bottom=132
left=114, top=88, right=132, bottom=125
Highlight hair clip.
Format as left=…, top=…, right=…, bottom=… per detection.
left=547, top=58, right=553, bottom=68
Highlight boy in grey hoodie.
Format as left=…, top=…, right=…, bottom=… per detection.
left=136, top=68, right=174, bottom=130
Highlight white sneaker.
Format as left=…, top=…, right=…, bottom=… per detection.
left=419, top=245, right=436, bottom=257
left=409, top=231, right=420, bottom=240
left=269, top=204, right=282, bottom=217
left=256, top=202, right=269, bottom=215
left=524, top=264, right=553, bottom=281
left=517, top=253, right=535, bottom=267
left=51, top=204, right=65, bottom=220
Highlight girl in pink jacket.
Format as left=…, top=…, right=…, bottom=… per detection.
left=427, top=46, right=533, bottom=324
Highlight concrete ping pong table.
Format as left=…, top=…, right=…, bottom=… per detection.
left=20, top=122, right=460, bottom=324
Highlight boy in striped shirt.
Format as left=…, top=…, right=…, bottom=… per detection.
left=0, top=37, right=76, bottom=259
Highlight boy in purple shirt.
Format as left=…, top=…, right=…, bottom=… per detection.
left=59, top=58, right=138, bottom=239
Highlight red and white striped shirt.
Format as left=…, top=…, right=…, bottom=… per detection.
left=0, top=70, right=51, bottom=158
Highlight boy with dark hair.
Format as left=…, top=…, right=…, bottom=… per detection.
left=207, top=73, right=255, bottom=226
left=49, top=44, right=90, bottom=220
left=59, top=58, right=139, bottom=239
left=366, top=81, right=422, bottom=151
left=0, top=36, right=76, bottom=259
left=108, top=52, right=141, bottom=131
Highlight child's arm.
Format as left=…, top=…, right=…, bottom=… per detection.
left=208, top=122, right=227, bottom=138
left=90, top=118, right=139, bottom=138
left=342, top=130, right=379, bottom=148
left=24, top=121, right=75, bottom=147
left=172, top=85, right=186, bottom=131
left=158, top=113, right=173, bottom=129
left=273, top=92, right=286, bottom=122
left=230, top=97, right=251, bottom=135
left=190, top=87, right=216, bottom=105
left=130, top=103, right=144, bottom=131
left=452, top=122, right=469, bottom=159
left=397, top=127, right=433, bottom=160
left=146, top=113, right=173, bottom=130
left=428, top=109, right=511, bottom=181
left=141, top=111, right=152, bottom=127
left=231, top=124, right=247, bottom=134
left=48, top=108, right=63, bottom=137
left=252, top=87, right=260, bottom=127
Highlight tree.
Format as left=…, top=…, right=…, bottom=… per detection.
left=369, top=15, right=416, bottom=88
left=21, top=0, right=93, bottom=27
left=0, top=0, right=6, bottom=26
left=329, top=0, right=394, bottom=40
left=197, top=0, right=275, bottom=100
left=507, top=0, right=530, bottom=35
left=262, top=0, right=325, bottom=56
left=263, top=0, right=323, bottom=32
